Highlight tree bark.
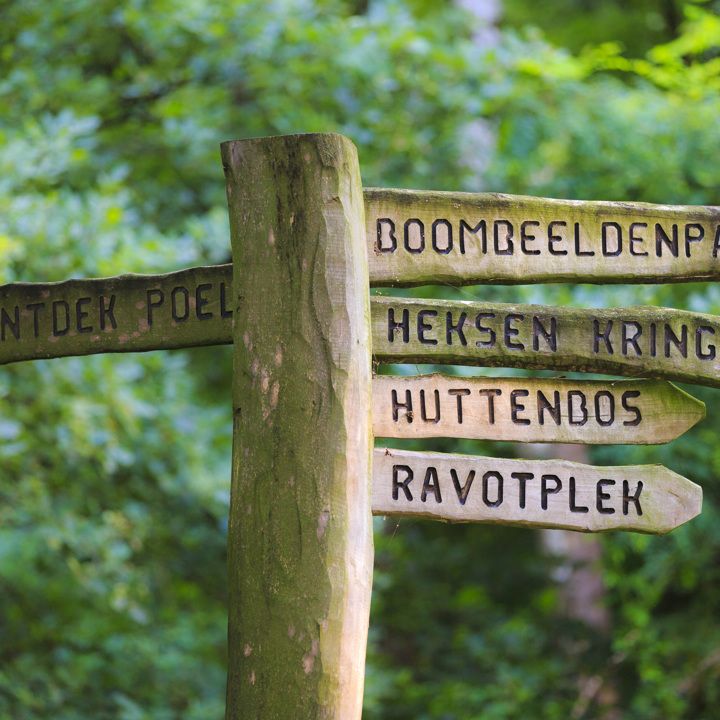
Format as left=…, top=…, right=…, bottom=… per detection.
left=221, top=133, right=373, bottom=719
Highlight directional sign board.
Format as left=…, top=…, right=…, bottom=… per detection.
left=365, top=188, right=720, bottom=286
left=372, top=374, right=705, bottom=444
left=0, top=265, right=233, bottom=365
left=5, top=188, right=720, bottom=366
left=372, top=448, right=702, bottom=534
left=372, top=297, right=720, bottom=390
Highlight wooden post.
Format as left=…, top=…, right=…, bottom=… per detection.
left=221, top=134, right=373, bottom=719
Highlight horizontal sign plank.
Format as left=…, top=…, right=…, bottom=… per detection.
left=0, top=264, right=233, bottom=365
left=365, top=188, right=720, bottom=286
left=372, top=448, right=702, bottom=534
left=372, top=374, right=705, bottom=444
left=371, top=297, right=720, bottom=390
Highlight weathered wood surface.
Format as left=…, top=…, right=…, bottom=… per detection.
left=372, top=374, right=705, bottom=444
left=372, top=297, right=720, bottom=389
left=4, top=186, right=720, bottom=368
left=223, top=134, right=373, bottom=720
left=365, top=188, right=720, bottom=286
left=372, top=448, right=702, bottom=535
left=0, top=264, right=233, bottom=364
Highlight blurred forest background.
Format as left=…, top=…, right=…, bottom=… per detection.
left=1, top=0, right=720, bottom=718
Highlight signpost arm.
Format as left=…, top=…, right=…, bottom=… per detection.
left=221, top=133, right=373, bottom=719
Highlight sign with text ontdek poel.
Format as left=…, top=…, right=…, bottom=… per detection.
left=0, top=265, right=234, bottom=365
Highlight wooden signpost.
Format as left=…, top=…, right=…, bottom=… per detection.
left=5, top=275, right=720, bottom=390
left=0, top=265, right=233, bottom=364
left=372, top=297, right=720, bottom=389
left=1, top=132, right=714, bottom=719
left=221, top=134, right=373, bottom=720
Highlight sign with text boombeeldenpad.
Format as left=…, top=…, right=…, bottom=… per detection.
left=365, top=188, right=720, bottom=287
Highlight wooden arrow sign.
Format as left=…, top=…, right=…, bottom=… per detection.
left=365, top=188, right=720, bottom=287
left=372, top=374, right=705, bottom=444
left=372, top=448, right=702, bottom=534
left=372, top=297, right=720, bottom=390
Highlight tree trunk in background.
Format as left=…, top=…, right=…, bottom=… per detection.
left=539, top=444, right=618, bottom=720
left=541, top=444, right=610, bottom=631
left=222, top=133, right=373, bottom=720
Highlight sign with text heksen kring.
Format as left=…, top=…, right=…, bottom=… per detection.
left=372, top=374, right=705, bottom=445
left=371, top=297, right=720, bottom=390
left=365, top=189, right=720, bottom=286
left=372, top=448, right=702, bottom=535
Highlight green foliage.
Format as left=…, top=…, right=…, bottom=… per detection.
left=366, top=520, right=613, bottom=720
left=501, top=0, right=691, bottom=58
left=2, top=0, right=720, bottom=718
left=0, top=350, right=232, bottom=719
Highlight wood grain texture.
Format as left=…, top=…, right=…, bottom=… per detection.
left=365, top=188, right=720, bottom=286
left=372, top=448, right=702, bottom=535
left=372, top=374, right=705, bottom=444
left=223, top=134, right=373, bottom=720
left=0, top=265, right=233, bottom=364
left=372, top=297, right=720, bottom=389
left=5, top=185, right=720, bottom=367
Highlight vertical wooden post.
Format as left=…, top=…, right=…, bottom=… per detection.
left=221, top=133, right=373, bottom=719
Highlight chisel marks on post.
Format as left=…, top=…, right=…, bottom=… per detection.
left=223, top=133, right=373, bottom=720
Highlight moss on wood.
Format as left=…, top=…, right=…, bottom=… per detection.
left=372, top=297, right=720, bottom=389
left=222, top=134, right=373, bottom=720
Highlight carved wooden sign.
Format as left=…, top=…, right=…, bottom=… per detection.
left=5, top=267, right=719, bottom=396
left=365, top=188, right=720, bottom=287
left=372, top=297, right=720, bottom=389
left=372, top=374, right=705, bottom=444
left=372, top=448, right=702, bottom=535
left=0, top=265, right=233, bottom=365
